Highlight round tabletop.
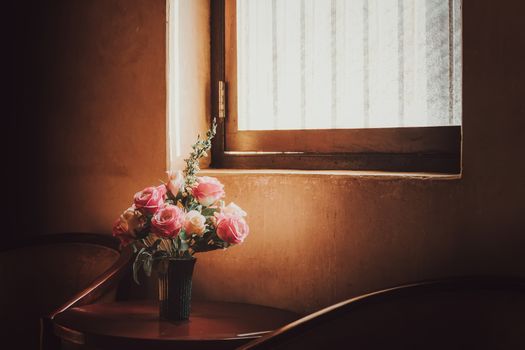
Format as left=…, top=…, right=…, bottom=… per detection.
left=53, top=300, right=300, bottom=350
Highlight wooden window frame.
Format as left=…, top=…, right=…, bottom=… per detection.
left=210, top=0, right=461, bottom=173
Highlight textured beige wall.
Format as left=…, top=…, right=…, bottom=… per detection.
left=192, top=170, right=523, bottom=315
left=14, top=0, right=525, bottom=315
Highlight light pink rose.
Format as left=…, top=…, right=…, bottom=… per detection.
left=191, top=176, right=225, bottom=206
left=167, top=170, right=185, bottom=195
left=184, top=210, right=207, bottom=236
left=151, top=205, right=185, bottom=238
left=220, top=202, right=247, bottom=218
left=133, top=185, right=167, bottom=215
left=112, top=208, right=146, bottom=246
left=214, top=212, right=249, bottom=244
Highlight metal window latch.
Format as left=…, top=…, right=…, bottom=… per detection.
left=218, top=80, right=226, bottom=120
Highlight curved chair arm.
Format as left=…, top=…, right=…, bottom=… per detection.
left=39, top=234, right=133, bottom=350
left=238, top=276, right=525, bottom=349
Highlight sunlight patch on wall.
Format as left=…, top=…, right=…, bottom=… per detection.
left=167, top=0, right=211, bottom=171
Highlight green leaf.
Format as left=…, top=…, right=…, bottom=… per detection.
left=179, top=231, right=189, bottom=252
left=153, top=239, right=162, bottom=249
left=143, top=254, right=153, bottom=277
left=136, top=225, right=150, bottom=240
left=201, top=207, right=217, bottom=217
left=132, top=248, right=146, bottom=284
left=153, top=250, right=169, bottom=260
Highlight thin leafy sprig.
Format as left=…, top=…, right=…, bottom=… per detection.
left=183, top=118, right=217, bottom=188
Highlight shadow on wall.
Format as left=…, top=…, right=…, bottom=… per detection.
left=12, top=0, right=167, bottom=238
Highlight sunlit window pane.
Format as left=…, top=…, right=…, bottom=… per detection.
left=237, top=0, right=462, bottom=130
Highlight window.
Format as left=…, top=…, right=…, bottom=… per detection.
left=211, top=0, right=462, bottom=172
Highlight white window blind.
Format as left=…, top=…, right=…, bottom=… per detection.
left=236, top=0, right=462, bottom=130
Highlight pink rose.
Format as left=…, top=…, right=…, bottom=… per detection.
left=167, top=170, right=185, bottom=195
left=191, top=176, right=225, bottom=206
left=133, top=185, right=167, bottom=215
left=151, top=205, right=185, bottom=238
left=112, top=208, right=146, bottom=246
left=215, top=211, right=249, bottom=244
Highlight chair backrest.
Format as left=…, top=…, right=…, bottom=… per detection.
left=0, top=233, right=124, bottom=350
left=238, top=276, right=525, bottom=350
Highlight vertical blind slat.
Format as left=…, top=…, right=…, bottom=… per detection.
left=300, top=0, right=306, bottom=129
left=271, top=0, right=278, bottom=129
left=362, top=0, right=370, bottom=127
left=398, top=0, right=405, bottom=126
left=330, top=0, right=337, bottom=128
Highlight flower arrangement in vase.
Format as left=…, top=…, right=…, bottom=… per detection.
left=112, top=119, right=249, bottom=320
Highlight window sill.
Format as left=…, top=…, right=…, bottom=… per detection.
left=200, top=168, right=462, bottom=181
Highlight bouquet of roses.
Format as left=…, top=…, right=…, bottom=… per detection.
left=112, top=120, right=249, bottom=283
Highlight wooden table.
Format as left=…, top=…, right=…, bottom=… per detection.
left=53, top=300, right=300, bottom=350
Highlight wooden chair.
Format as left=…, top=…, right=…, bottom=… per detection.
left=237, top=276, right=525, bottom=350
left=0, top=233, right=132, bottom=350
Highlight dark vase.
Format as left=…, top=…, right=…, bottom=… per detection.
left=158, top=257, right=196, bottom=321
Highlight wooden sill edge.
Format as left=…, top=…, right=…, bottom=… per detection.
left=199, top=168, right=462, bottom=181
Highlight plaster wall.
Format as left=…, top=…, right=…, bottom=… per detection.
left=12, top=0, right=525, bottom=315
